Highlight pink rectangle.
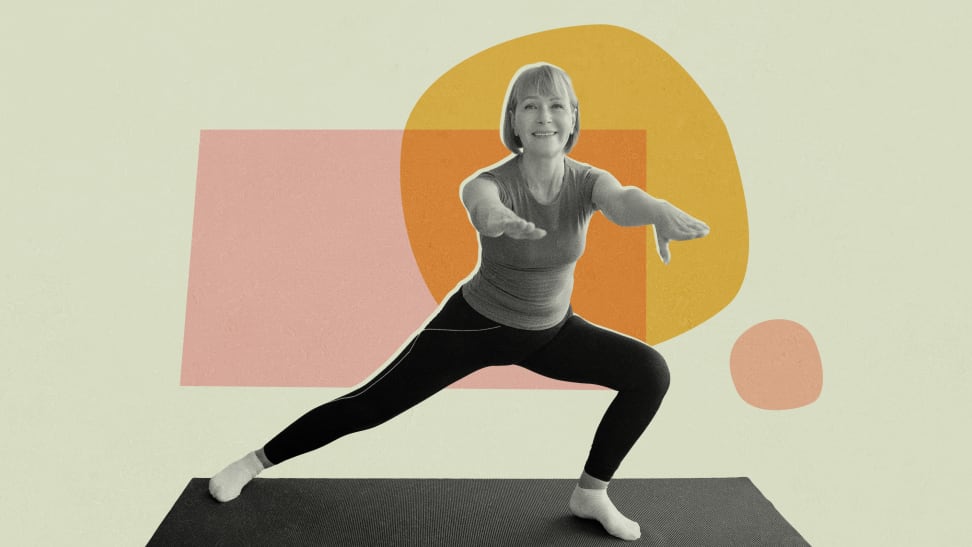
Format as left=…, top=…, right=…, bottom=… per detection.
left=181, top=130, right=599, bottom=390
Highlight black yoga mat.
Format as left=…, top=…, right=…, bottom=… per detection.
left=149, top=478, right=809, bottom=546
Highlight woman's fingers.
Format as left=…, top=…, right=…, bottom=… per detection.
left=679, top=222, right=710, bottom=239
left=685, top=217, right=710, bottom=237
left=654, top=205, right=709, bottom=263
left=661, top=210, right=710, bottom=241
left=680, top=212, right=709, bottom=233
left=656, top=235, right=671, bottom=265
left=514, top=225, right=547, bottom=239
left=503, top=217, right=547, bottom=239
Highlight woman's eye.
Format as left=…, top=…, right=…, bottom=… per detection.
left=523, top=104, right=537, bottom=110
left=553, top=104, right=566, bottom=110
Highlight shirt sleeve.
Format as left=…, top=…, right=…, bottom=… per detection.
left=575, top=160, right=598, bottom=218
left=478, top=170, right=512, bottom=209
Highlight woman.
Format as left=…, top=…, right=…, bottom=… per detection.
left=209, top=62, right=709, bottom=542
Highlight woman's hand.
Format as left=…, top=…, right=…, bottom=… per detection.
left=461, top=176, right=546, bottom=239
left=486, top=207, right=547, bottom=239
left=591, top=171, right=708, bottom=264
left=652, top=201, right=709, bottom=264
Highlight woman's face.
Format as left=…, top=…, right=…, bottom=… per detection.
left=511, top=92, right=575, bottom=157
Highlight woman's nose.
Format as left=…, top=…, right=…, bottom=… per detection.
left=538, top=105, right=552, bottom=122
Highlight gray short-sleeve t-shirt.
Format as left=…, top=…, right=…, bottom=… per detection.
left=461, top=155, right=599, bottom=330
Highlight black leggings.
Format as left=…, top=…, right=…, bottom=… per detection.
left=263, top=290, right=670, bottom=482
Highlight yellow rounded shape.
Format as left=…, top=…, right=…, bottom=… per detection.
left=402, top=25, right=747, bottom=343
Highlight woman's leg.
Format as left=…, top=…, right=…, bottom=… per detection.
left=520, top=313, right=670, bottom=481
left=260, top=325, right=496, bottom=464
left=519, top=313, right=670, bottom=541
left=209, top=292, right=514, bottom=502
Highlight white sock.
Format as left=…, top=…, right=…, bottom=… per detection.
left=208, top=451, right=266, bottom=502
left=569, top=485, right=642, bottom=541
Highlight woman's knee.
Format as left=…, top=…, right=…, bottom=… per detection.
left=628, top=345, right=670, bottom=396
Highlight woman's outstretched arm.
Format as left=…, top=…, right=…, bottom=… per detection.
left=592, top=170, right=709, bottom=264
left=460, top=176, right=547, bottom=239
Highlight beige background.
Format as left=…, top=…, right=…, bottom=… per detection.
left=3, top=2, right=970, bottom=545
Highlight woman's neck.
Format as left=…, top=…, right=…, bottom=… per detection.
left=519, top=152, right=565, bottom=202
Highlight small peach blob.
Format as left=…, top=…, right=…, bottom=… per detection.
left=730, top=320, right=822, bottom=410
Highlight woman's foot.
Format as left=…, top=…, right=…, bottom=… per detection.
left=569, top=485, right=641, bottom=541
left=208, top=451, right=266, bottom=502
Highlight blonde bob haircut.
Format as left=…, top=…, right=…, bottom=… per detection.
left=500, top=62, right=580, bottom=154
